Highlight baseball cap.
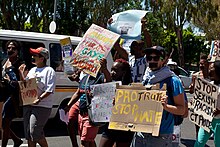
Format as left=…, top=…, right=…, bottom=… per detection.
left=30, top=47, right=49, bottom=59
left=144, top=46, right=166, bottom=57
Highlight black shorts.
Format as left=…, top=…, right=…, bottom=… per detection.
left=102, top=123, right=134, bottom=143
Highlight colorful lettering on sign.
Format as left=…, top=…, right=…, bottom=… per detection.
left=81, top=48, right=104, bottom=60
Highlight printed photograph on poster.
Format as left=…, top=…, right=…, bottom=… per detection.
left=60, top=37, right=75, bottom=75
left=108, top=10, right=149, bottom=40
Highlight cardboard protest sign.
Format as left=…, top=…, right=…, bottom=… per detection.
left=109, top=83, right=166, bottom=136
left=18, top=78, right=38, bottom=105
left=209, top=40, right=220, bottom=62
left=90, top=81, right=121, bottom=122
left=60, top=37, right=75, bottom=74
left=189, top=78, right=218, bottom=132
left=71, top=24, right=120, bottom=77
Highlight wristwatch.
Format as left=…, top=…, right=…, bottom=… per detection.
left=38, top=97, right=43, bottom=101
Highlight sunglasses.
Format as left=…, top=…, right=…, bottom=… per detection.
left=7, top=47, right=17, bottom=50
left=146, top=56, right=160, bottom=61
left=33, top=54, right=41, bottom=57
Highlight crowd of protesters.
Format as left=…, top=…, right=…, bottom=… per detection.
left=0, top=14, right=219, bottom=147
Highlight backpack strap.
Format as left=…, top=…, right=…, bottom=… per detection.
left=84, top=74, right=103, bottom=108
left=164, top=75, right=175, bottom=120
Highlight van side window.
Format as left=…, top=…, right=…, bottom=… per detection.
left=49, top=43, right=77, bottom=72
left=49, top=43, right=63, bottom=72
left=21, top=42, right=45, bottom=70
left=0, top=39, right=44, bottom=70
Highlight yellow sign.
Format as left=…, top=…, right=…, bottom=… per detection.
left=109, top=83, right=166, bottom=136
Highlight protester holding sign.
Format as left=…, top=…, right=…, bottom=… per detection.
left=1, top=40, right=25, bottom=147
left=189, top=54, right=209, bottom=137
left=194, top=60, right=220, bottom=147
left=65, top=58, right=111, bottom=147
left=19, top=47, right=56, bottom=147
left=99, top=58, right=134, bottom=147
left=131, top=46, right=185, bottom=146
left=129, top=18, right=152, bottom=83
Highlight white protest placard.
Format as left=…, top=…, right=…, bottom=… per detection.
left=60, top=37, right=75, bottom=75
left=18, top=78, right=38, bottom=105
left=90, top=81, right=121, bottom=122
left=108, top=10, right=149, bottom=40
left=189, top=78, right=218, bottom=132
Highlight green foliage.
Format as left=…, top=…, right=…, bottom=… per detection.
left=159, top=28, right=207, bottom=66
left=0, top=0, right=217, bottom=67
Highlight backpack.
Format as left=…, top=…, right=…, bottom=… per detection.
left=164, top=75, right=188, bottom=126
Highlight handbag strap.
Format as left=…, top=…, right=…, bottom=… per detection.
left=84, top=74, right=102, bottom=107
left=85, top=75, right=91, bottom=107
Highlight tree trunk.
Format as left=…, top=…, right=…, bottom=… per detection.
left=176, top=27, right=185, bottom=67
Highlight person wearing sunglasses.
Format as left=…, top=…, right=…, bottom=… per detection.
left=131, top=46, right=185, bottom=147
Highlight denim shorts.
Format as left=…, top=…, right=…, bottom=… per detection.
left=130, top=132, right=173, bottom=147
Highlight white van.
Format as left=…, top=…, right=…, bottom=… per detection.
left=0, top=29, right=82, bottom=119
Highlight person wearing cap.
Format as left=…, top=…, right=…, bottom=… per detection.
left=19, top=47, right=56, bottom=147
left=131, top=46, right=185, bottom=147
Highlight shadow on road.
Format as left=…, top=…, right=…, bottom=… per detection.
left=11, top=119, right=69, bottom=138
left=11, top=119, right=105, bottom=138
left=181, top=138, right=210, bottom=147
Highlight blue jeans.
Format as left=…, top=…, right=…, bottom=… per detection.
left=130, top=132, right=172, bottom=147
left=194, top=118, right=220, bottom=147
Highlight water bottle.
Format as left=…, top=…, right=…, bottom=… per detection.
left=6, top=67, right=17, bottom=81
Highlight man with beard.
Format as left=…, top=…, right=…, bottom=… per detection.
left=131, top=46, right=185, bottom=147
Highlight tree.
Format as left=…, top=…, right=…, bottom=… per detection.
left=0, top=0, right=53, bottom=32
left=147, top=0, right=196, bottom=67
left=192, top=0, right=219, bottom=40
left=146, top=0, right=219, bottom=67
left=55, top=0, right=90, bottom=36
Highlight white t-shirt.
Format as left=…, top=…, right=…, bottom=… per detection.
left=129, top=56, right=147, bottom=82
left=26, top=66, right=56, bottom=108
